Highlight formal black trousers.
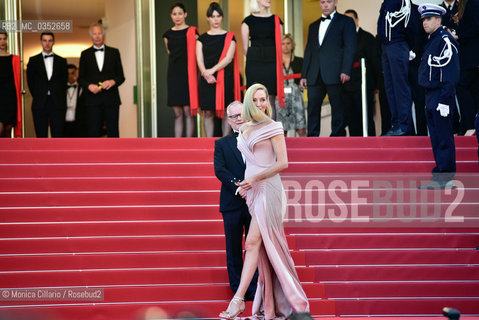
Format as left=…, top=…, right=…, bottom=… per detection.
left=222, top=206, right=258, bottom=298
left=307, top=73, right=346, bottom=137
left=87, top=103, right=120, bottom=137
left=32, top=95, right=66, bottom=138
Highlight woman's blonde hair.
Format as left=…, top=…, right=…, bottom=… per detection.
left=250, top=0, right=270, bottom=14
left=242, top=83, right=272, bottom=122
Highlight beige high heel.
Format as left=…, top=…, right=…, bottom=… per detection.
left=219, top=296, right=245, bottom=319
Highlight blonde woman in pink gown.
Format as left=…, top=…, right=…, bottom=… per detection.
left=219, top=83, right=309, bottom=320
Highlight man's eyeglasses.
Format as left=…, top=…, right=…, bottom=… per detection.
left=228, top=113, right=242, bottom=120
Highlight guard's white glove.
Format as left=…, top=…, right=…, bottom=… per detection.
left=409, top=50, right=416, bottom=61
left=437, top=103, right=450, bottom=117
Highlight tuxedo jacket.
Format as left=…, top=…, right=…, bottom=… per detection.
left=440, top=1, right=459, bottom=32
left=214, top=133, right=247, bottom=213
left=301, top=13, right=357, bottom=86
left=344, top=27, right=379, bottom=92
left=78, top=45, right=125, bottom=106
left=26, top=53, right=67, bottom=110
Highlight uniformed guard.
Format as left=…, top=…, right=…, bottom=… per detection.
left=378, top=0, right=418, bottom=136
left=417, top=4, right=460, bottom=189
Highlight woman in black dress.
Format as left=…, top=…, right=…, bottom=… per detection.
left=196, top=2, right=238, bottom=137
left=241, top=0, right=283, bottom=120
left=0, top=32, right=19, bottom=138
left=163, top=2, right=197, bottom=137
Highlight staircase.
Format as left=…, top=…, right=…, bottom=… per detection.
left=0, top=137, right=478, bottom=320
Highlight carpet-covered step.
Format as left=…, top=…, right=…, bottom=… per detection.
left=0, top=191, right=220, bottom=207
left=285, top=226, right=479, bottom=234
left=0, top=299, right=336, bottom=319
left=333, top=299, right=479, bottom=316
left=0, top=266, right=315, bottom=287
left=2, top=188, right=478, bottom=207
left=293, top=234, right=479, bottom=249
left=0, top=283, right=326, bottom=306
left=1, top=137, right=476, bottom=151
left=0, top=251, right=306, bottom=271
left=0, top=235, right=218, bottom=254
left=0, top=221, right=226, bottom=237
left=304, top=250, right=479, bottom=265
left=0, top=177, right=220, bottom=192
left=284, top=136, right=478, bottom=149
left=0, top=235, right=295, bottom=255
left=323, top=282, right=479, bottom=298
left=314, top=265, right=479, bottom=281
left=1, top=161, right=477, bottom=178
left=0, top=206, right=222, bottom=223
left=2, top=147, right=477, bottom=164
left=0, top=149, right=214, bottom=164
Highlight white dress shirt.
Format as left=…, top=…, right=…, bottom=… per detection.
left=66, top=83, right=78, bottom=122
left=319, top=11, right=336, bottom=46
left=42, top=52, right=54, bottom=80
left=94, top=45, right=105, bottom=72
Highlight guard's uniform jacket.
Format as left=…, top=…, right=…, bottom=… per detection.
left=419, top=26, right=460, bottom=178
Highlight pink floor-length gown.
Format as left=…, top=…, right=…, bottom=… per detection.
left=237, top=120, right=310, bottom=319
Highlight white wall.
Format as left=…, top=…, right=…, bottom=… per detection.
left=105, top=0, right=137, bottom=137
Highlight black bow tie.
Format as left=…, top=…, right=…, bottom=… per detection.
left=44, top=54, right=53, bottom=59
left=94, top=48, right=104, bottom=52
left=67, top=84, right=77, bottom=89
left=321, top=16, right=331, bottom=22
left=232, top=131, right=239, bottom=137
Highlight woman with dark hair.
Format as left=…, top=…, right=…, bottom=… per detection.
left=275, top=34, right=306, bottom=136
left=219, top=84, right=310, bottom=320
left=196, top=2, right=241, bottom=137
left=241, top=0, right=284, bottom=120
left=0, top=32, right=21, bottom=137
left=454, top=0, right=479, bottom=134
left=163, top=2, right=198, bottom=137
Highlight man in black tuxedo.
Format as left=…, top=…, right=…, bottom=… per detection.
left=27, top=32, right=67, bottom=137
left=343, top=9, right=378, bottom=137
left=300, top=0, right=356, bottom=137
left=79, top=23, right=125, bottom=137
left=64, top=64, right=87, bottom=137
left=440, top=0, right=459, bottom=33
left=214, top=101, right=257, bottom=301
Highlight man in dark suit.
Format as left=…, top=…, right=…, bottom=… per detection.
left=440, top=0, right=459, bottom=33
left=79, top=23, right=125, bottom=137
left=300, top=0, right=356, bottom=137
left=343, top=9, right=378, bottom=137
left=27, top=32, right=67, bottom=137
left=214, top=101, right=257, bottom=301
left=64, top=64, right=87, bottom=137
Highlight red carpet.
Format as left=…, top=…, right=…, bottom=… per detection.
left=0, top=137, right=478, bottom=320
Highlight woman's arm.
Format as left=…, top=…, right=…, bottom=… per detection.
left=205, top=40, right=236, bottom=75
left=237, top=134, right=288, bottom=191
left=163, top=38, right=170, bottom=55
left=241, top=23, right=250, bottom=56
left=196, top=40, right=216, bottom=84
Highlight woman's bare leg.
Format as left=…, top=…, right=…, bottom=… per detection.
left=204, top=110, right=215, bottom=137
left=173, top=106, right=184, bottom=137
left=183, top=106, right=195, bottom=137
